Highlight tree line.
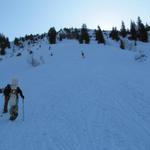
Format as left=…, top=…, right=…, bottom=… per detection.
left=110, top=17, right=149, bottom=43
left=0, top=16, right=149, bottom=55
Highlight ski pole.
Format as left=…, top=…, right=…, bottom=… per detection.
left=0, top=110, right=3, bottom=117
left=0, top=94, right=4, bottom=117
left=22, top=98, right=24, bottom=121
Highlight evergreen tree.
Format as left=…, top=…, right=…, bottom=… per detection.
left=79, top=24, right=90, bottom=44
left=129, top=21, right=137, bottom=41
left=120, top=21, right=127, bottom=37
left=137, top=17, right=148, bottom=42
left=95, top=26, right=105, bottom=44
left=6, top=37, right=10, bottom=48
left=137, top=16, right=142, bottom=29
left=72, top=28, right=80, bottom=40
left=58, top=29, right=66, bottom=39
left=145, top=23, right=150, bottom=31
left=137, top=16, right=142, bottom=40
left=0, top=34, right=10, bottom=55
left=139, top=23, right=148, bottom=42
left=109, top=27, right=119, bottom=41
left=14, top=38, right=20, bottom=46
left=48, top=27, right=57, bottom=44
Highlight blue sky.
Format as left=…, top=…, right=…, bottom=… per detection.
left=0, top=0, right=149, bottom=40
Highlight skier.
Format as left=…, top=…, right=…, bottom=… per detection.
left=7, top=78, right=25, bottom=121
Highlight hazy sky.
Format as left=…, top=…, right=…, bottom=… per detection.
left=0, top=0, right=149, bottom=40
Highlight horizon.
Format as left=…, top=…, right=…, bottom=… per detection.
left=0, top=0, right=150, bottom=40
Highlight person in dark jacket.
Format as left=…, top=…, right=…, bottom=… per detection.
left=3, top=84, right=11, bottom=113
left=9, top=78, right=24, bottom=120
left=0, top=88, right=3, bottom=93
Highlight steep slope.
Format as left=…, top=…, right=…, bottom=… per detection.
left=0, top=40, right=150, bottom=150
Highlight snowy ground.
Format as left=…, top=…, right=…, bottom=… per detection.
left=0, top=39, right=150, bottom=150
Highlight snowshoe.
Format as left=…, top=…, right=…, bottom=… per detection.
left=9, top=112, right=18, bottom=121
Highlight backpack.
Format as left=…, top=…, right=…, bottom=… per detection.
left=3, top=84, right=11, bottom=96
left=9, top=88, right=18, bottom=106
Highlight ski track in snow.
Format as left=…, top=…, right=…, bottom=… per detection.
left=0, top=40, right=150, bottom=150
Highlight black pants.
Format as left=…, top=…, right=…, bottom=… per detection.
left=3, top=96, right=9, bottom=112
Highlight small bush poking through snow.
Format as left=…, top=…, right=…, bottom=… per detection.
left=27, top=53, right=40, bottom=67
left=16, top=53, right=22, bottom=57
left=135, top=51, right=147, bottom=62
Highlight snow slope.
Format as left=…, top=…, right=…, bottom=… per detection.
left=0, top=39, right=150, bottom=150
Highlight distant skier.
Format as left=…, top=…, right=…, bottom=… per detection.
left=81, top=51, right=85, bottom=59
left=5, top=78, right=25, bottom=121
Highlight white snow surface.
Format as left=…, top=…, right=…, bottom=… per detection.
left=0, top=39, right=150, bottom=150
